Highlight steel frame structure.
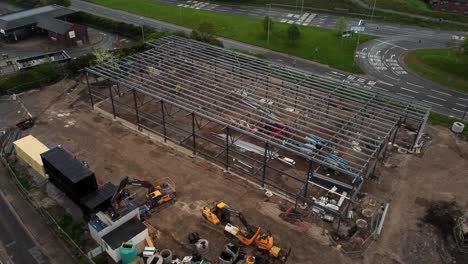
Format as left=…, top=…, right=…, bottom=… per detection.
left=85, top=35, right=430, bottom=219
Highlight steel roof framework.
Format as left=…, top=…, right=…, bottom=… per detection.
left=85, top=35, right=429, bottom=215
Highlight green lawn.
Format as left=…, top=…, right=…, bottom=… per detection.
left=362, top=0, right=468, bottom=24
left=89, top=0, right=375, bottom=73
left=208, top=0, right=468, bottom=31
left=429, top=112, right=468, bottom=137
left=404, top=48, right=468, bottom=92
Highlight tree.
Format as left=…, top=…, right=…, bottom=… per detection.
left=197, top=21, right=216, bottom=35
left=287, top=24, right=300, bottom=45
left=40, top=0, right=71, bottom=7
left=93, top=49, right=116, bottom=65
left=463, top=37, right=468, bottom=56
left=335, top=16, right=348, bottom=35
left=262, top=16, right=274, bottom=35
left=447, top=39, right=461, bottom=56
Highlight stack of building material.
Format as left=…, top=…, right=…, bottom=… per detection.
left=1, top=128, right=21, bottom=157
left=41, top=147, right=97, bottom=204
left=13, top=135, right=49, bottom=176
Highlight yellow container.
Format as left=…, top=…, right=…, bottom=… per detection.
left=13, top=135, right=49, bottom=177
left=245, top=256, right=255, bottom=264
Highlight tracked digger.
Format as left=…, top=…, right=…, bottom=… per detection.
left=202, top=201, right=290, bottom=262
left=112, top=176, right=176, bottom=211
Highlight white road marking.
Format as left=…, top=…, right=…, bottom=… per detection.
left=407, top=82, right=423, bottom=88
left=456, top=103, right=467, bottom=107
left=400, top=87, right=419, bottom=93
left=331, top=71, right=345, bottom=77
left=431, top=90, right=452, bottom=97
left=422, top=100, right=443, bottom=106
left=397, top=93, right=414, bottom=98
left=377, top=80, right=394, bottom=86
left=452, top=108, right=464, bottom=113
left=361, top=47, right=368, bottom=52
left=459, top=97, right=468, bottom=102
left=384, top=74, right=399, bottom=81
left=427, top=95, right=446, bottom=101
left=375, top=39, right=408, bottom=50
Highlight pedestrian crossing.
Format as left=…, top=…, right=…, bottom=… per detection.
left=280, top=13, right=316, bottom=26
left=177, top=1, right=218, bottom=10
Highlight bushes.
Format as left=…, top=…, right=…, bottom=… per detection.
left=6, top=0, right=71, bottom=7
left=64, top=54, right=96, bottom=75
left=190, top=30, right=223, bottom=47
left=69, top=12, right=156, bottom=41
left=0, top=63, right=65, bottom=96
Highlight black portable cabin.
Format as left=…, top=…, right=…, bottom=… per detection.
left=80, top=182, right=117, bottom=216
left=41, top=147, right=97, bottom=204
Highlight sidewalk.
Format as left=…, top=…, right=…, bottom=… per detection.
left=0, top=165, right=78, bottom=264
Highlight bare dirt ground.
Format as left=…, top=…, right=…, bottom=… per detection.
left=15, top=78, right=468, bottom=263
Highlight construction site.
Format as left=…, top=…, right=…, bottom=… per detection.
left=1, top=35, right=468, bottom=264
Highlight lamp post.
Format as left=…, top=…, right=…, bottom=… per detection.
left=370, top=0, right=377, bottom=23
left=267, top=4, right=271, bottom=45
left=139, top=17, right=144, bottom=42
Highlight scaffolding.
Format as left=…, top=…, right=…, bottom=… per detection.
left=84, top=35, right=430, bottom=220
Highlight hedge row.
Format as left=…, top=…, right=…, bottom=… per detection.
left=0, top=63, right=65, bottom=95
left=0, top=43, right=151, bottom=96
left=6, top=0, right=71, bottom=8
left=69, top=12, right=156, bottom=41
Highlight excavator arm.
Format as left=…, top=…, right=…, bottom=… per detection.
left=128, top=178, right=156, bottom=194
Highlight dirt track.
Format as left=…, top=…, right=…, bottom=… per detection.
left=17, top=79, right=468, bottom=263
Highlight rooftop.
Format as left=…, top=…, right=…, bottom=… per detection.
left=40, top=147, right=94, bottom=183
left=102, top=217, right=147, bottom=250
left=0, top=4, right=76, bottom=32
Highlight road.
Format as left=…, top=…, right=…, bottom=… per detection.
left=0, top=187, right=48, bottom=264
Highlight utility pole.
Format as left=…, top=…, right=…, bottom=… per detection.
left=140, top=17, right=144, bottom=42
left=267, top=4, right=271, bottom=45
left=370, top=0, right=377, bottom=23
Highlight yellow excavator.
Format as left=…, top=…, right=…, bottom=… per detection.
left=202, top=202, right=290, bottom=262
left=112, top=176, right=176, bottom=210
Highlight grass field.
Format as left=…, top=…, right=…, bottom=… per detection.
left=429, top=112, right=468, bottom=137
left=404, top=48, right=468, bottom=92
left=89, top=0, right=375, bottom=73
left=362, top=0, right=468, bottom=24
left=207, top=0, right=468, bottom=31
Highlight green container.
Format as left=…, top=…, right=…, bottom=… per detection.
left=120, top=242, right=137, bottom=264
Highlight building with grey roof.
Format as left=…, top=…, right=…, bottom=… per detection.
left=0, top=5, right=88, bottom=47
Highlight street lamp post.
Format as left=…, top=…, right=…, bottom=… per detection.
left=370, top=0, right=377, bottom=23
left=267, top=4, right=271, bottom=45
left=139, top=17, right=144, bottom=42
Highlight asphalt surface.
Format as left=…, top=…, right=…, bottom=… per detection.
left=0, top=188, right=48, bottom=264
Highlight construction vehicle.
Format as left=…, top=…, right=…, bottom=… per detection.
left=112, top=176, right=176, bottom=213
left=202, top=201, right=290, bottom=262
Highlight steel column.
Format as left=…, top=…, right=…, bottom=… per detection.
left=85, top=72, right=94, bottom=108
left=132, top=89, right=140, bottom=126
left=161, top=100, right=167, bottom=142
left=262, top=142, right=269, bottom=187
left=225, top=127, right=230, bottom=170
left=304, top=159, right=313, bottom=198
left=109, top=84, right=116, bottom=118
left=192, top=112, right=196, bottom=155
